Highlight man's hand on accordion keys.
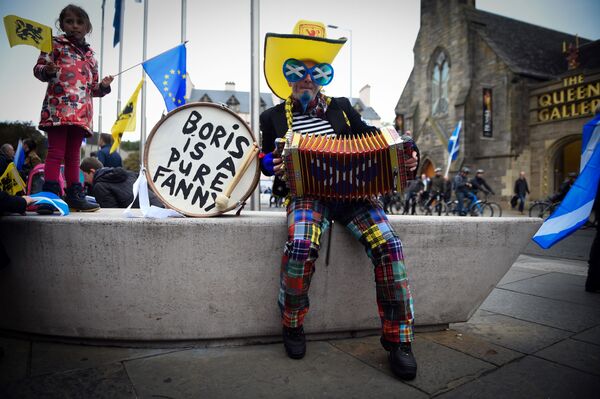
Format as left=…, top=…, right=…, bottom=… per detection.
left=273, top=156, right=286, bottom=177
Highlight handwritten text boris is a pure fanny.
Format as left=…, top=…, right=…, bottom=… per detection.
left=152, top=110, right=250, bottom=212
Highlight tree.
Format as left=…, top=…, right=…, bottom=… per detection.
left=0, top=121, right=48, bottom=160
left=123, top=151, right=140, bottom=172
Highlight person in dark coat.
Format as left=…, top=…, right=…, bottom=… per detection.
left=97, top=133, right=122, bottom=168
left=80, top=157, right=162, bottom=208
left=0, top=143, right=15, bottom=176
left=513, top=171, right=530, bottom=214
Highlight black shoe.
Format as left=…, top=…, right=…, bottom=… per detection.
left=65, top=183, right=99, bottom=212
left=384, top=338, right=417, bottom=380
left=283, top=326, right=306, bottom=359
left=36, top=180, right=62, bottom=215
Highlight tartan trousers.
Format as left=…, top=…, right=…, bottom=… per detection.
left=279, top=197, right=414, bottom=343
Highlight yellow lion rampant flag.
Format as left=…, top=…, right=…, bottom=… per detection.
left=110, top=79, right=144, bottom=154
left=3, top=15, right=52, bottom=53
left=0, top=162, right=26, bottom=195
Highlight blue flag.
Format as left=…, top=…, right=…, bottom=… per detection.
left=142, top=44, right=187, bottom=112
left=448, top=120, right=462, bottom=161
left=31, top=191, right=69, bottom=216
left=532, top=115, right=600, bottom=249
left=14, top=139, right=25, bottom=171
left=113, top=0, right=122, bottom=47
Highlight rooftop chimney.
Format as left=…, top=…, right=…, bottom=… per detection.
left=225, top=81, right=235, bottom=92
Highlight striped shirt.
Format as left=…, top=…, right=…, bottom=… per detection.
left=292, top=113, right=335, bottom=137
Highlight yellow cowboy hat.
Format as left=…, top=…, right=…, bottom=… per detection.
left=264, top=20, right=347, bottom=100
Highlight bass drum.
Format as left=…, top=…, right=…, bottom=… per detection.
left=144, top=102, right=260, bottom=217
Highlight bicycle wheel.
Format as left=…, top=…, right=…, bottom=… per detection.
left=529, top=202, right=547, bottom=218
left=434, top=201, right=447, bottom=216
left=480, top=203, right=494, bottom=217
left=489, top=202, right=503, bottom=217
left=446, top=201, right=458, bottom=215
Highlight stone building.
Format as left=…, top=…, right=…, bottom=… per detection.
left=395, top=0, right=600, bottom=200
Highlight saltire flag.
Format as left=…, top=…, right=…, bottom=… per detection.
left=110, top=78, right=143, bottom=154
left=3, top=15, right=52, bottom=53
left=0, top=162, right=26, bottom=195
left=532, top=114, right=600, bottom=249
left=143, top=43, right=187, bottom=112
left=113, top=0, right=122, bottom=47
left=13, top=139, right=25, bottom=172
left=444, top=120, right=462, bottom=177
left=31, top=191, right=69, bottom=216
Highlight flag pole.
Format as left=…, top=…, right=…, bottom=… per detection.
left=140, top=0, right=149, bottom=163
left=181, top=0, right=187, bottom=42
left=97, top=0, right=105, bottom=151
left=250, top=0, right=260, bottom=211
left=116, top=0, right=125, bottom=119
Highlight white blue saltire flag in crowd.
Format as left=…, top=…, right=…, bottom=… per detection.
left=448, top=120, right=462, bottom=161
left=533, top=114, right=600, bottom=249
left=31, top=191, right=69, bottom=216
left=14, top=139, right=25, bottom=171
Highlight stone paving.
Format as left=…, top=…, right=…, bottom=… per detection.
left=1, top=229, right=598, bottom=398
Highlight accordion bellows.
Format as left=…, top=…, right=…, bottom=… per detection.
left=284, top=128, right=414, bottom=201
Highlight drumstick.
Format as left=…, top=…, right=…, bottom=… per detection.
left=215, top=143, right=259, bottom=211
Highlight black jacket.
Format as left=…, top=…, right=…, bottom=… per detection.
left=92, top=167, right=163, bottom=208
left=98, top=145, right=123, bottom=168
left=514, top=177, right=530, bottom=196
left=470, top=176, right=495, bottom=195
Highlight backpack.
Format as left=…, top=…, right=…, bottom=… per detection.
left=26, top=163, right=66, bottom=196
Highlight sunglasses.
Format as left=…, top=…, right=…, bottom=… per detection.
left=282, top=58, right=334, bottom=86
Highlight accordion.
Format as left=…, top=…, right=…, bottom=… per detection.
left=282, top=127, right=415, bottom=201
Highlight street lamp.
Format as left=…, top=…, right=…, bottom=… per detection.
left=327, top=24, right=352, bottom=100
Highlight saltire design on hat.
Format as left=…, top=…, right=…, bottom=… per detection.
left=264, top=20, right=347, bottom=100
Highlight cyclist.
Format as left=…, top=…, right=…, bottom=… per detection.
left=453, top=167, right=472, bottom=216
left=549, top=172, right=577, bottom=203
left=426, top=168, right=445, bottom=212
left=470, top=169, right=495, bottom=198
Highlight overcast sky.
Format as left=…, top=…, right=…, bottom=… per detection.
left=1, top=0, right=599, bottom=143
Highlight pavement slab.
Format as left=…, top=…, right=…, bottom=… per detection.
left=124, top=341, right=427, bottom=399
left=573, top=325, right=600, bottom=346
left=0, top=363, right=136, bottom=399
left=419, top=329, right=523, bottom=366
left=500, top=272, right=600, bottom=307
left=436, top=355, right=600, bottom=399
left=0, top=337, right=30, bottom=385
left=480, top=288, right=600, bottom=332
left=30, top=341, right=174, bottom=377
left=329, top=335, right=496, bottom=396
left=497, top=268, right=547, bottom=286
left=452, top=309, right=572, bottom=354
left=535, top=338, right=600, bottom=376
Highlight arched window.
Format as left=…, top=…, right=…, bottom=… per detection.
left=431, top=51, right=449, bottom=115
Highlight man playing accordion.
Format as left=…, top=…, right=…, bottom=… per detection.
left=259, top=20, right=419, bottom=380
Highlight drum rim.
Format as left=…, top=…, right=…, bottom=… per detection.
left=143, top=101, right=260, bottom=217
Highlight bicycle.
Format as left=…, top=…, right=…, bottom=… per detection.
left=479, top=192, right=503, bottom=217
left=424, top=192, right=448, bottom=216
left=447, top=191, right=494, bottom=216
left=528, top=198, right=560, bottom=219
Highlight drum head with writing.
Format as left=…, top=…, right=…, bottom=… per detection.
left=144, top=102, right=259, bottom=217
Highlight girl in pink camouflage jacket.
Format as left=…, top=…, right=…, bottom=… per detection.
left=33, top=4, right=113, bottom=212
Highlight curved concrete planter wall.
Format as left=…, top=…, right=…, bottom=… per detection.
left=0, top=210, right=541, bottom=341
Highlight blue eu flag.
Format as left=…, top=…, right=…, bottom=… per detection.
left=143, top=43, right=187, bottom=112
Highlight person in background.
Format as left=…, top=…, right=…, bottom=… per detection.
left=33, top=4, right=113, bottom=213
left=21, top=139, right=42, bottom=180
left=453, top=167, right=472, bottom=216
left=97, top=133, right=122, bottom=168
left=0, top=144, right=15, bottom=176
left=80, top=157, right=162, bottom=209
left=550, top=172, right=577, bottom=203
left=513, top=171, right=530, bottom=214
left=470, top=169, right=495, bottom=198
